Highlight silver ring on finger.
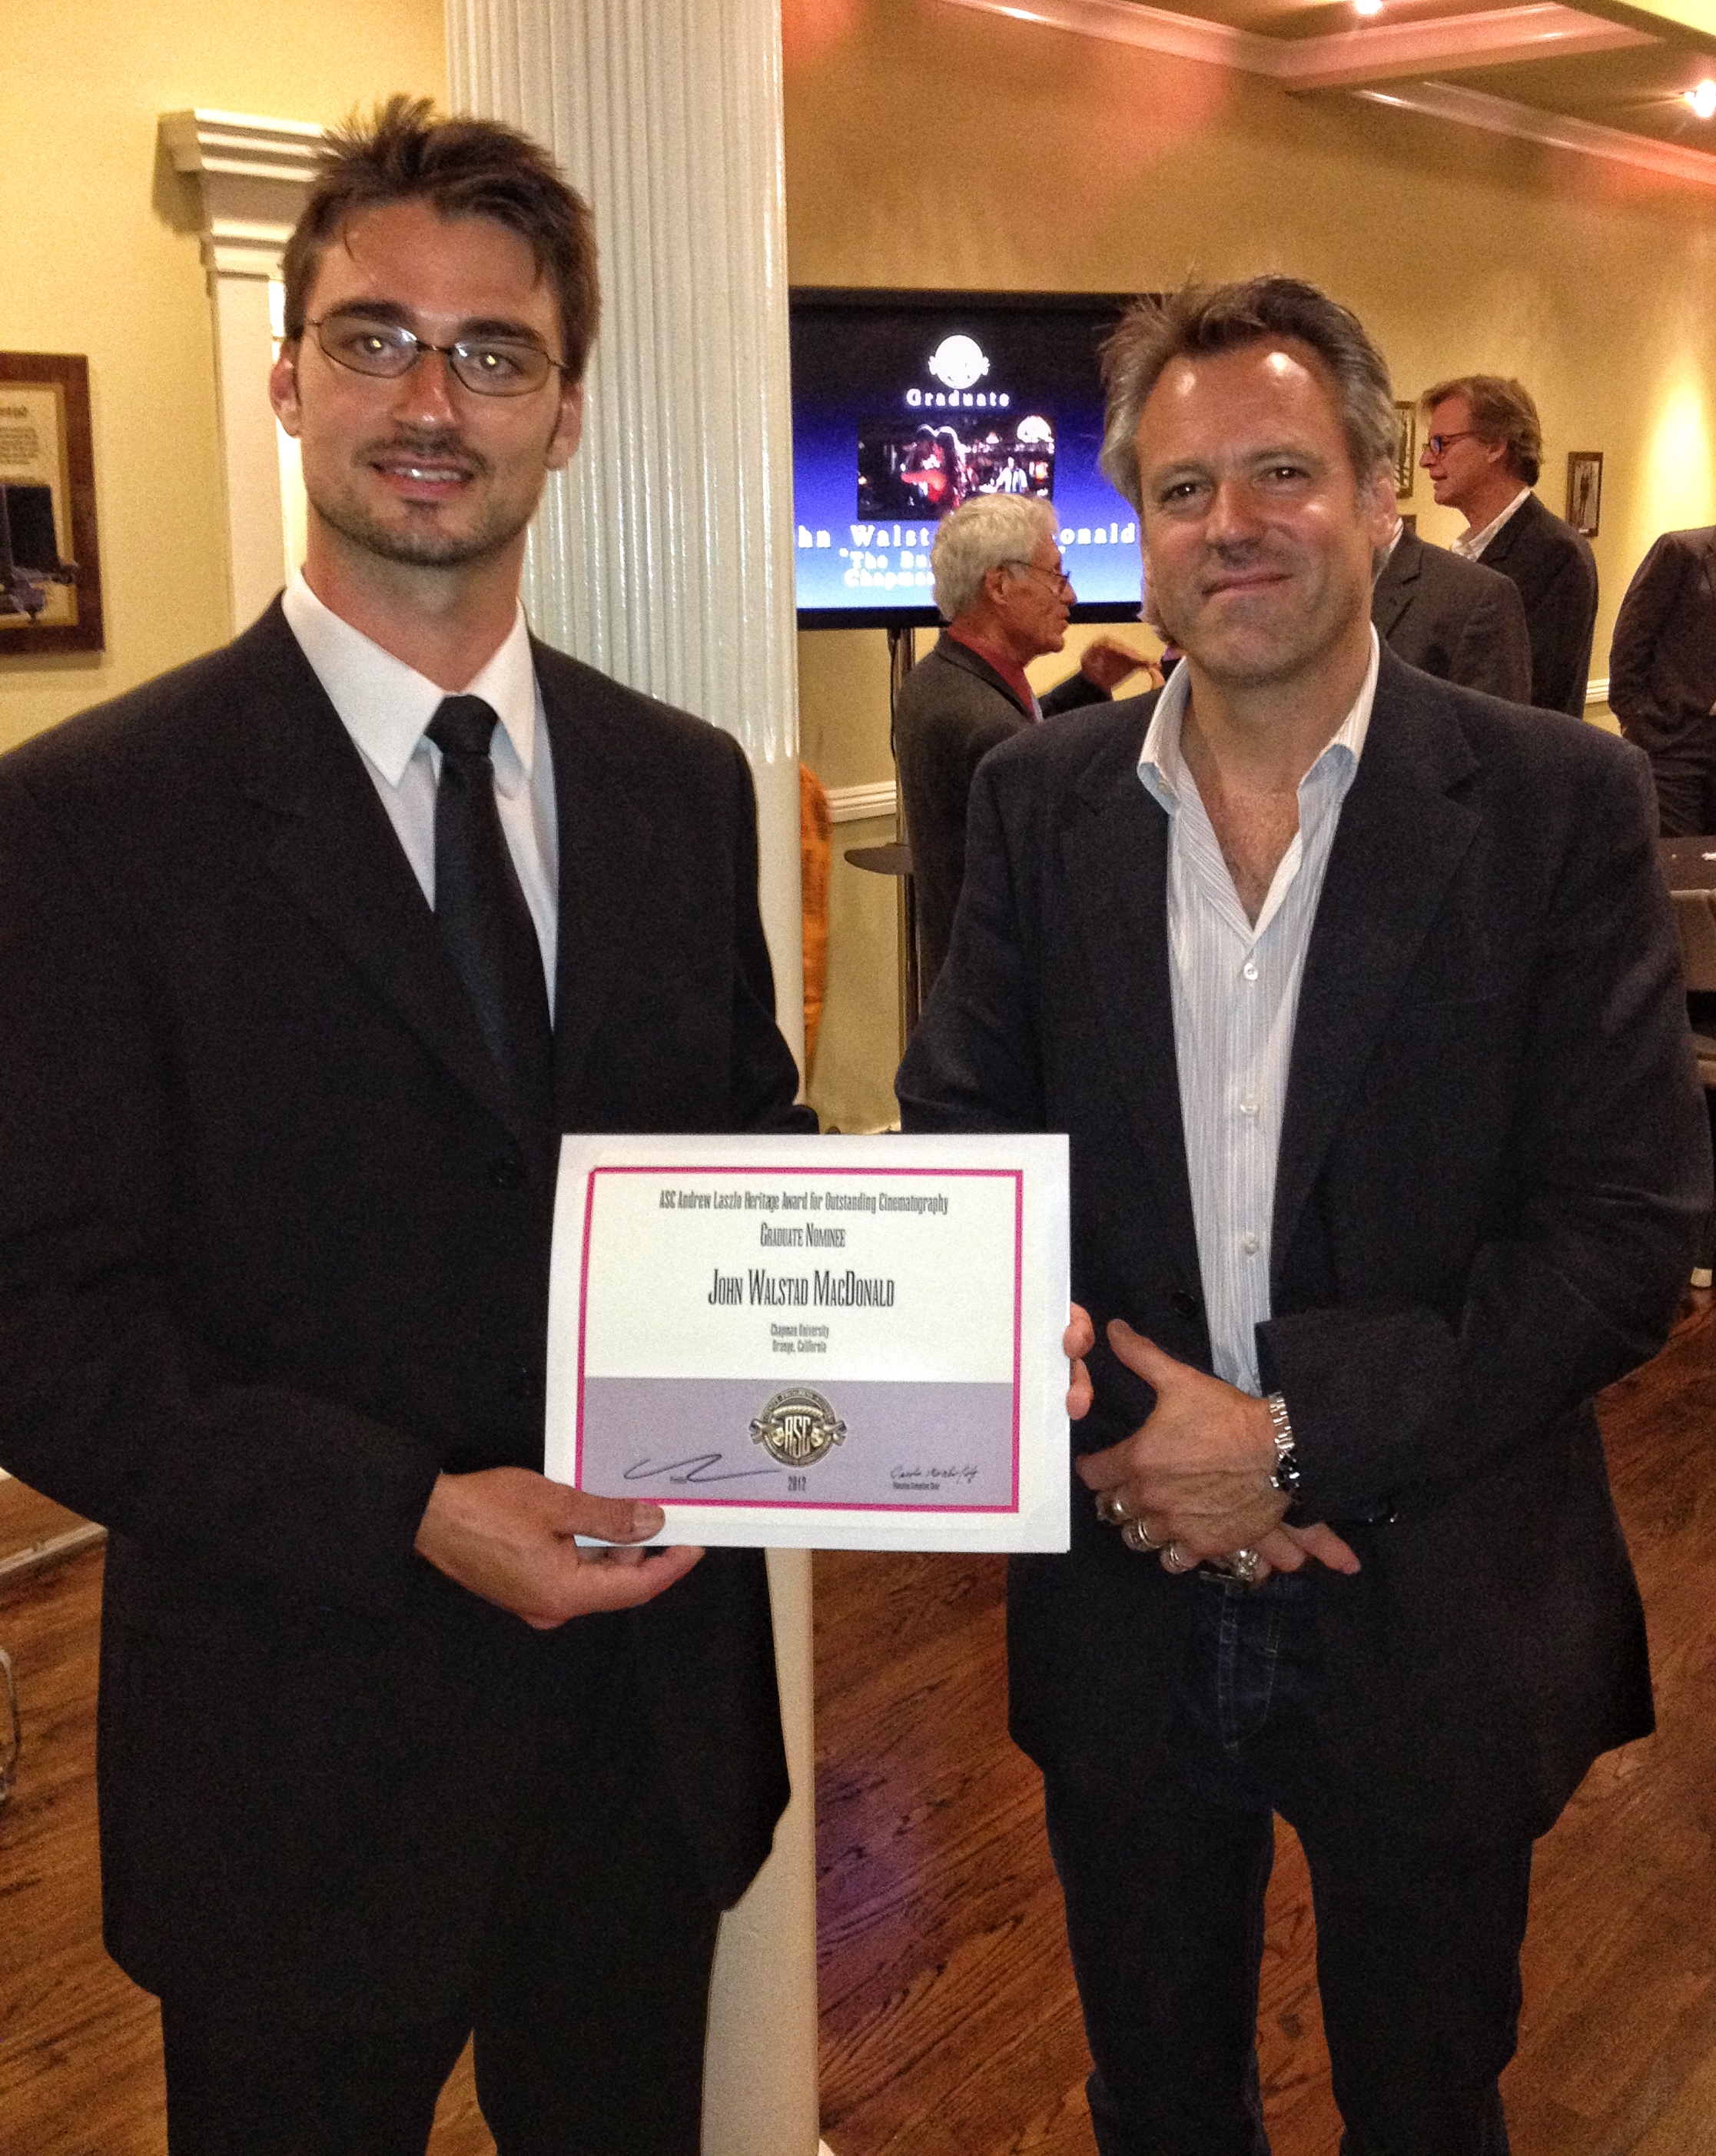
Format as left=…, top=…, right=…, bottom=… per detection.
left=1094, top=1490, right=1132, bottom=1529
left=1120, top=1516, right=1165, bottom=1554
left=1160, top=1540, right=1194, bottom=1574
left=1223, top=1546, right=1263, bottom=1586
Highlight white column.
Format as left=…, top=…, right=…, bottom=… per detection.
left=444, top=12, right=819, bottom=2156
left=159, top=111, right=324, bottom=634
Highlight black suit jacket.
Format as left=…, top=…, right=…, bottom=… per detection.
left=0, top=602, right=809, bottom=2021
left=1476, top=490, right=1599, bottom=718
left=895, top=633, right=1107, bottom=996
left=1372, top=527, right=1532, bottom=701
left=898, top=653, right=1708, bottom=1842
left=1608, top=525, right=1716, bottom=757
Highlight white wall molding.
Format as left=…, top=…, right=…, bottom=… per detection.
left=937, top=0, right=1648, bottom=86
left=160, top=109, right=325, bottom=632
left=939, top=0, right=1270, bottom=70
left=828, top=778, right=898, bottom=824
left=1355, top=78, right=1716, bottom=188
left=160, top=110, right=327, bottom=280
left=1273, top=3, right=1648, bottom=92
left=935, top=0, right=1698, bottom=180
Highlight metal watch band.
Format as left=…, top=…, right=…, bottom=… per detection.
left=1266, top=1390, right=1301, bottom=1493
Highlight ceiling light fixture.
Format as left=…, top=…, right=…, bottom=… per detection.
left=1354, top=0, right=1384, bottom=15
left=1686, top=78, right=1716, bottom=118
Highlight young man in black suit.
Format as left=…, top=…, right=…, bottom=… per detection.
left=1419, top=373, right=1598, bottom=717
left=900, top=277, right=1707, bottom=2155
left=0, top=99, right=808, bottom=2155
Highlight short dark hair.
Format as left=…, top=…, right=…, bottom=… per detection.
left=1098, top=276, right=1396, bottom=511
left=1420, top=374, right=1542, bottom=486
left=280, top=95, right=599, bottom=383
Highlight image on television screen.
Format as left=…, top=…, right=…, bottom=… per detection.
left=857, top=414, right=1056, bottom=521
left=790, top=289, right=1143, bottom=627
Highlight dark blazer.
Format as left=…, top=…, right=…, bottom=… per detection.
left=0, top=602, right=809, bottom=2023
left=1475, top=490, right=1599, bottom=718
left=1608, top=525, right=1716, bottom=757
left=898, top=652, right=1708, bottom=1843
left=895, top=632, right=1107, bottom=996
left=1372, top=527, right=1532, bottom=701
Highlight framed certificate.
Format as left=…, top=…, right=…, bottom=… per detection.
left=0, top=354, right=104, bottom=653
left=545, top=1132, right=1070, bottom=1550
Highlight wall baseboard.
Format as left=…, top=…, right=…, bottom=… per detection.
left=826, top=780, right=898, bottom=825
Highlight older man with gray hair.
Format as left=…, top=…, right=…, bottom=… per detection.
left=895, top=493, right=1148, bottom=998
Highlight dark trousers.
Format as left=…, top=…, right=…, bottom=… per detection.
left=1650, top=733, right=1716, bottom=839
left=1044, top=1572, right=1532, bottom=2156
left=159, top=1658, right=721, bottom=2156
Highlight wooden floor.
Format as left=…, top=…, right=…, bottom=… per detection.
left=1, top=1297, right=1712, bottom=2154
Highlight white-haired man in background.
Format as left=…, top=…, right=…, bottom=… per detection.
left=895, top=495, right=1152, bottom=998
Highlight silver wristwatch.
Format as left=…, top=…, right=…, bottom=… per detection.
left=1266, top=1391, right=1301, bottom=1494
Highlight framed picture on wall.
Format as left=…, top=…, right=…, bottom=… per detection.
left=0, top=352, right=104, bottom=653
left=1566, top=450, right=1603, bottom=539
left=1394, top=401, right=1416, bottom=500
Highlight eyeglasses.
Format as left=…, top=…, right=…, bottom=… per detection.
left=1003, top=559, right=1074, bottom=596
left=1423, top=431, right=1481, bottom=458
left=304, top=312, right=569, bottom=397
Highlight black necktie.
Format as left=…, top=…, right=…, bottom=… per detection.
left=426, top=695, right=553, bottom=1129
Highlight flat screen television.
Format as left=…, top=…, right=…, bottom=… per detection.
left=789, top=287, right=1143, bottom=630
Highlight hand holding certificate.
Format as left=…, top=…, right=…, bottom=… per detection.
left=545, top=1134, right=1070, bottom=1550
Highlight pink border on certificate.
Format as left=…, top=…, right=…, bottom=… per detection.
left=574, top=1164, right=1024, bottom=1513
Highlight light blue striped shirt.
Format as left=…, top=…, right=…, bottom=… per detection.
left=1137, top=632, right=1379, bottom=1394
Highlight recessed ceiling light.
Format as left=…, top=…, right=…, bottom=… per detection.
left=1355, top=0, right=1384, bottom=15
left=1685, top=78, right=1716, bottom=119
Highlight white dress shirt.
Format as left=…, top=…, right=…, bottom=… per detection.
left=1450, top=487, right=1531, bottom=562
left=1137, top=631, right=1379, bottom=1395
left=280, top=573, right=559, bottom=1012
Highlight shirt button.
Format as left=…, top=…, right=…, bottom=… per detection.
left=1239, top=1095, right=1260, bottom=1117
left=1241, top=961, right=1260, bottom=982
left=1240, top=1231, right=1261, bottom=1255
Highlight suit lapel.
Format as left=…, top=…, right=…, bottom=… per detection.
left=1061, top=733, right=1203, bottom=1292
left=1271, top=656, right=1482, bottom=1270
left=236, top=605, right=526, bottom=1144
left=1476, top=492, right=1538, bottom=582
left=937, top=632, right=1033, bottom=718
left=1371, top=533, right=1420, bottom=641
left=536, top=645, right=656, bottom=1109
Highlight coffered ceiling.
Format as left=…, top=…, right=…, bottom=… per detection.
left=945, top=0, right=1716, bottom=183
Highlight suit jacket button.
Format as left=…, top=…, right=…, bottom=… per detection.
left=1171, top=1288, right=1200, bottom=1320
left=488, top=1156, right=525, bottom=1191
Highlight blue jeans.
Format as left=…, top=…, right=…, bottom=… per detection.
left=1044, top=1572, right=1530, bottom=2156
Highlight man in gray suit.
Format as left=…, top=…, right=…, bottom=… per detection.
left=895, top=494, right=1148, bottom=997
left=1610, top=525, right=1716, bottom=835
left=1371, top=516, right=1531, bottom=699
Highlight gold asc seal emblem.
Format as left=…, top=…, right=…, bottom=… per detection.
left=749, top=1387, right=848, bottom=1469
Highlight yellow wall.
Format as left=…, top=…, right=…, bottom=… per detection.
left=788, top=0, right=1716, bottom=1126
left=0, top=0, right=445, bottom=753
